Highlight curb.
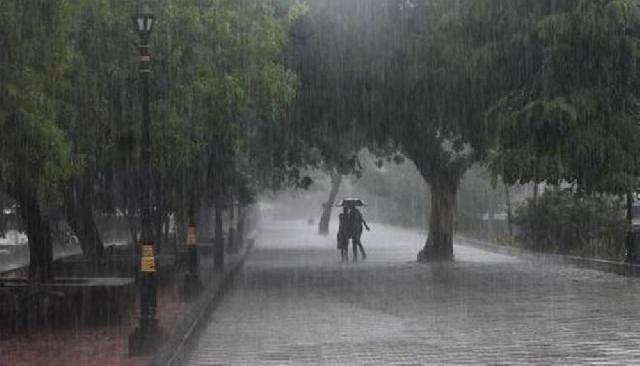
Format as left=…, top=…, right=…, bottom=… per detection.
left=456, top=235, right=640, bottom=277
left=151, top=239, right=254, bottom=366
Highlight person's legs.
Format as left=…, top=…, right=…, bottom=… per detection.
left=341, top=238, right=349, bottom=262
left=338, top=234, right=346, bottom=262
left=352, top=237, right=358, bottom=262
left=354, top=235, right=366, bottom=259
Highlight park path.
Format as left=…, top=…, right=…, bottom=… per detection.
left=186, top=214, right=640, bottom=365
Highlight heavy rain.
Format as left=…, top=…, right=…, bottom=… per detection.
left=1, top=0, right=640, bottom=364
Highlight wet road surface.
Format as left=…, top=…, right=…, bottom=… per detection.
left=186, top=218, right=640, bottom=365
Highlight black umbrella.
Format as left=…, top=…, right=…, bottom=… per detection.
left=336, top=198, right=366, bottom=207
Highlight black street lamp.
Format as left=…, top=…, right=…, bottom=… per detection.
left=128, top=5, right=165, bottom=355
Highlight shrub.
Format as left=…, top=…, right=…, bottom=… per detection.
left=513, top=189, right=626, bottom=260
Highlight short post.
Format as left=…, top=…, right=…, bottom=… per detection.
left=183, top=222, right=202, bottom=300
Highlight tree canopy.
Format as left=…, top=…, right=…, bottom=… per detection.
left=289, top=0, right=640, bottom=260
left=482, top=0, right=640, bottom=194
left=0, top=0, right=298, bottom=279
left=2, top=0, right=640, bottom=273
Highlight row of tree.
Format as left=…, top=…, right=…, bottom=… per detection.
left=290, top=0, right=640, bottom=260
left=3, top=0, right=640, bottom=274
left=0, top=0, right=299, bottom=281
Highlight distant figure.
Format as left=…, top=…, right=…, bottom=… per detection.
left=347, top=206, right=370, bottom=262
left=337, top=207, right=349, bottom=262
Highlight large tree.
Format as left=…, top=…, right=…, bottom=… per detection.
left=293, top=0, right=640, bottom=262
left=0, top=0, right=76, bottom=280
left=291, top=0, right=497, bottom=261
left=63, top=0, right=140, bottom=261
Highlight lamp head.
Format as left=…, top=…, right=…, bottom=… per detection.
left=133, top=5, right=154, bottom=40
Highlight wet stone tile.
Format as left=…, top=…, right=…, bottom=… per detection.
left=186, top=219, right=640, bottom=365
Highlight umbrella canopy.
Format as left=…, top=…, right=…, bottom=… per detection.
left=336, top=198, right=366, bottom=207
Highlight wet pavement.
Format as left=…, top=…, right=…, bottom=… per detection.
left=186, top=218, right=640, bottom=365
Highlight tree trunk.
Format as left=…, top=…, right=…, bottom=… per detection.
left=153, top=209, right=164, bottom=253
left=153, top=174, right=164, bottom=253
left=505, top=184, right=513, bottom=237
left=626, top=191, right=635, bottom=263
left=487, top=190, right=495, bottom=241
left=418, top=183, right=457, bottom=262
left=214, top=194, right=224, bottom=270
left=176, top=203, right=187, bottom=249
left=318, top=171, right=342, bottom=235
left=14, top=186, right=54, bottom=282
left=197, top=204, right=215, bottom=240
left=122, top=170, right=139, bottom=248
left=412, top=180, right=419, bottom=227
left=163, top=214, right=170, bottom=248
left=0, top=193, right=6, bottom=237
left=236, top=205, right=245, bottom=248
left=227, top=203, right=235, bottom=250
left=125, top=211, right=138, bottom=248
left=64, top=180, right=104, bottom=261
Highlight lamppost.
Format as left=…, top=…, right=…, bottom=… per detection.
left=129, top=5, right=164, bottom=354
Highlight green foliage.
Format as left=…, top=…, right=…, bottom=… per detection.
left=496, top=235, right=522, bottom=249
left=0, top=0, right=297, bottom=261
left=151, top=0, right=297, bottom=175
left=4, top=0, right=640, bottom=263
left=0, top=0, right=76, bottom=199
left=514, top=189, right=626, bottom=260
left=486, top=0, right=640, bottom=194
left=67, top=0, right=297, bottom=209
left=290, top=1, right=504, bottom=189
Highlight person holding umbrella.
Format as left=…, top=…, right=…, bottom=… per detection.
left=337, top=206, right=350, bottom=262
left=338, top=198, right=371, bottom=262
left=349, top=205, right=370, bottom=262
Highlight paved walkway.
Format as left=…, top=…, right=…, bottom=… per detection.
left=186, top=218, right=640, bottom=365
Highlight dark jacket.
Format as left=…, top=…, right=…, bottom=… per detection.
left=346, top=209, right=366, bottom=238
left=337, top=213, right=348, bottom=248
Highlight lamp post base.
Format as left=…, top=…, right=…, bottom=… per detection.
left=128, top=271, right=166, bottom=355
left=128, top=323, right=167, bottom=355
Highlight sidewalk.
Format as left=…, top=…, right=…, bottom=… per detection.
left=186, top=219, right=640, bottom=364
left=0, top=245, right=250, bottom=366
left=457, top=234, right=640, bottom=277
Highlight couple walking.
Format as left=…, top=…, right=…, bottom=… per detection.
left=337, top=205, right=370, bottom=262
